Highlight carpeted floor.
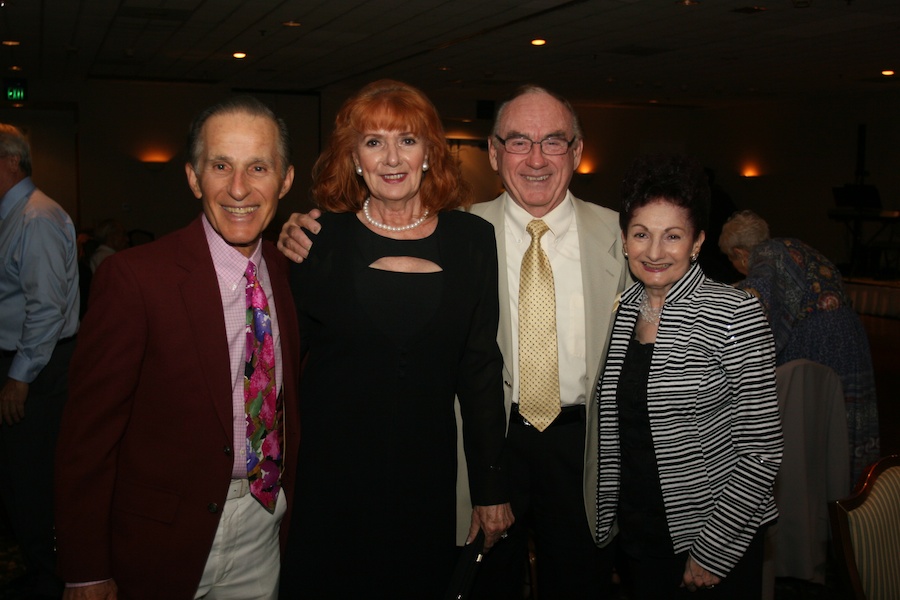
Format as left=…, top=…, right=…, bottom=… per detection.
left=0, top=530, right=842, bottom=599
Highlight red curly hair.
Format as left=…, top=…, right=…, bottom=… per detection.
left=312, top=79, right=472, bottom=213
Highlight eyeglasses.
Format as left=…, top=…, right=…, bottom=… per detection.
left=493, top=134, right=576, bottom=156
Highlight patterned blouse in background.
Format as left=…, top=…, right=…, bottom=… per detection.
left=737, top=237, right=880, bottom=484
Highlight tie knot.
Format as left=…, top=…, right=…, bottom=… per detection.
left=245, top=261, right=258, bottom=283
left=526, top=219, right=549, bottom=241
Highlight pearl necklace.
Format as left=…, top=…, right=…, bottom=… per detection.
left=638, top=294, right=663, bottom=324
left=363, top=198, right=430, bottom=232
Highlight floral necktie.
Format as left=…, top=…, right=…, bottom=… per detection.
left=244, top=260, right=283, bottom=512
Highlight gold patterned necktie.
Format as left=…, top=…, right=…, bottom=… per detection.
left=518, top=219, right=561, bottom=432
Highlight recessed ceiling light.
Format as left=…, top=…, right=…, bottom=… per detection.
left=9, top=65, right=22, bottom=71
left=882, top=70, right=895, bottom=77
left=233, top=52, right=247, bottom=59
left=438, top=66, right=451, bottom=71
left=676, top=0, right=700, bottom=5
left=531, top=39, right=547, bottom=46
left=282, top=20, right=301, bottom=27
left=2, top=40, right=20, bottom=46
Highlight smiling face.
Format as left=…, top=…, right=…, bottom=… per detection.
left=186, top=111, right=294, bottom=257
left=623, top=200, right=705, bottom=296
left=353, top=128, right=427, bottom=206
left=489, top=91, right=582, bottom=218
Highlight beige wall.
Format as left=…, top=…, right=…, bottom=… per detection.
left=434, top=90, right=900, bottom=266
left=4, top=80, right=320, bottom=242
left=5, top=80, right=898, bottom=267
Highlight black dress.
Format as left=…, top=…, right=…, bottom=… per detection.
left=280, top=211, right=506, bottom=599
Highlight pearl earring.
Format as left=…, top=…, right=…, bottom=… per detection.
left=355, top=165, right=363, bottom=176
left=690, top=253, right=698, bottom=264
left=422, top=161, right=429, bottom=172
left=623, top=248, right=629, bottom=258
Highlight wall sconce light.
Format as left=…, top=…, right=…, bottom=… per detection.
left=138, top=148, right=176, bottom=172
left=573, top=159, right=597, bottom=186
left=573, top=158, right=597, bottom=182
left=573, top=172, right=595, bottom=185
left=741, top=165, right=761, bottom=178
left=739, top=158, right=764, bottom=178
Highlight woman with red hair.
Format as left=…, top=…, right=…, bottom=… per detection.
left=280, top=80, right=512, bottom=598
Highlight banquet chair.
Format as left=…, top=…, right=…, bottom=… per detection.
left=829, top=454, right=900, bottom=600
left=765, top=359, right=850, bottom=588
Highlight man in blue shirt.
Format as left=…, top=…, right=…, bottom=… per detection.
left=0, top=122, right=79, bottom=599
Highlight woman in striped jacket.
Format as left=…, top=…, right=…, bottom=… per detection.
left=595, top=154, right=783, bottom=599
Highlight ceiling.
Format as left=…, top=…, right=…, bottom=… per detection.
left=1, top=0, right=898, bottom=113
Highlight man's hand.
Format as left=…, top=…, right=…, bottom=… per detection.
left=0, top=377, right=28, bottom=425
left=277, top=209, right=322, bottom=263
left=468, top=503, right=515, bottom=551
left=681, top=555, right=721, bottom=592
left=62, top=580, right=118, bottom=600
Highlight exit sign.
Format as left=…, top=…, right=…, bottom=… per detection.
left=4, top=79, right=26, bottom=102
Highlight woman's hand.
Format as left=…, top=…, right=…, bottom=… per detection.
left=277, top=209, right=321, bottom=263
left=468, top=503, right=514, bottom=551
left=681, top=555, right=721, bottom=592
left=62, top=580, right=118, bottom=600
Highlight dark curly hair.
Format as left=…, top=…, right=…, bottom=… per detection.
left=619, top=153, right=710, bottom=240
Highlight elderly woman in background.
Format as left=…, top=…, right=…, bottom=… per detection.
left=595, top=155, right=783, bottom=599
left=278, top=79, right=512, bottom=599
left=719, top=210, right=879, bottom=483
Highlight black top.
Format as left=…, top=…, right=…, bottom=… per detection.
left=616, top=336, right=675, bottom=559
left=281, top=211, right=506, bottom=599
left=357, top=224, right=440, bottom=344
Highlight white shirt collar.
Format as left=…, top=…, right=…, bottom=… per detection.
left=504, top=190, right=575, bottom=244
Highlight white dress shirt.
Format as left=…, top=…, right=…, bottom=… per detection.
left=504, top=192, right=587, bottom=407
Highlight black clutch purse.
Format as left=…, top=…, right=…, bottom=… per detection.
left=443, top=530, right=486, bottom=600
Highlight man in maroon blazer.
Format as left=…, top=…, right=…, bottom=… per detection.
left=54, top=96, right=299, bottom=600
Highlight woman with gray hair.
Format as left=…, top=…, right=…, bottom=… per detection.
left=719, top=209, right=879, bottom=483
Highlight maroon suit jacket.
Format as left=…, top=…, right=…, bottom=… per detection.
left=55, top=216, right=300, bottom=599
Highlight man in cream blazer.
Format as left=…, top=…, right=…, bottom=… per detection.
left=459, top=86, right=629, bottom=599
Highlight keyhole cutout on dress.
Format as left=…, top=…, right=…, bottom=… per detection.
left=368, top=256, right=442, bottom=273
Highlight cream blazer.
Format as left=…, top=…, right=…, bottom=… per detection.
left=454, top=192, right=629, bottom=544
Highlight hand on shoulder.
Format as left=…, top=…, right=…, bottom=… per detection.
left=278, top=208, right=321, bottom=263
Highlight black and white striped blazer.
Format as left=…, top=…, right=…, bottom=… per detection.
left=595, top=264, right=783, bottom=576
